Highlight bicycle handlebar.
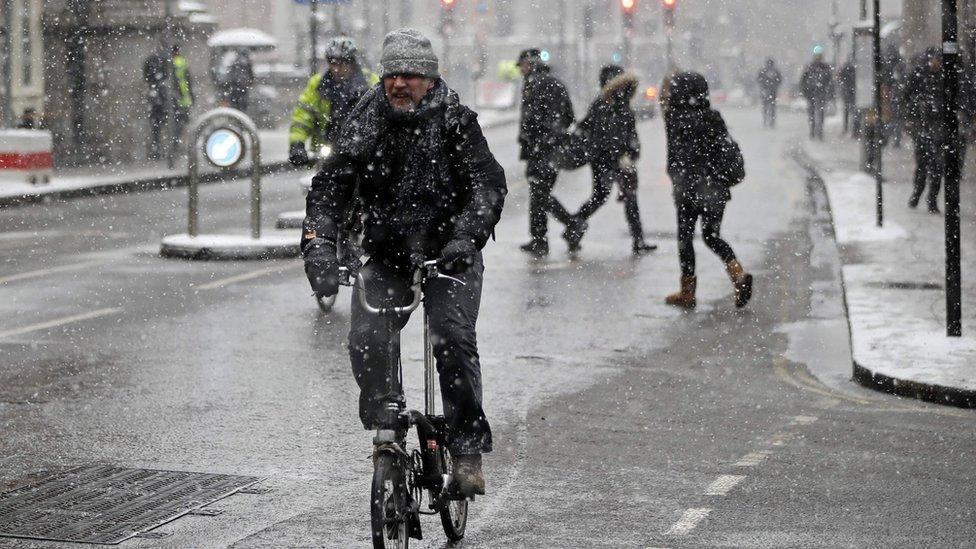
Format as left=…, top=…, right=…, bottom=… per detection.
left=339, top=259, right=463, bottom=316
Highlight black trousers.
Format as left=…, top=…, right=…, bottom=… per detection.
left=348, top=255, right=492, bottom=455
left=676, top=199, right=737, bottom=278
left=808, top=99, right=826, bottom=140
left=576, top=164, right=644, bottom=242
left=148, top=108, right=166, bottom=160
left=761, top=97, right=777, bottom=127
left=911, top=135, right=945, bottom=208
left=527, top=159, right=573, bottom=241
left=842, top=100, right=855, bottom=134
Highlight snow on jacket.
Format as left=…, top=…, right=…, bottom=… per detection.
left=579, top=72, right=640, bottom=171
left=664, top=72, right=735, bottom=206
left=518, top=64, right=575, bottom=161
left=304, top=80, right=507, bottom=268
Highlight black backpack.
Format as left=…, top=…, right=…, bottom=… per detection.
left=712, top=130, right=745, bottom=187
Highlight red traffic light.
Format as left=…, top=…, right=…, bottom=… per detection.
left=621, top=0, right=636, bottom=12
left=441, top=0, right=456, bottom=8
left=662, top=0, right=677, bottom=8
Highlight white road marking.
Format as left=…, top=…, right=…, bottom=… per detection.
left=664, top=508, right=711, bottom=536
left=0, top=307, right=122, bottom=339
left=733, top=450, right=772, bottom=467
left=0, top=261, right=102, bottom=285
left=195, top=264, right=297, bottom=290
left=769, top=432, right=791, bottom=446
left=791, top=415, right=819, bottom=425
left=704, top=474, right=746, bottom=496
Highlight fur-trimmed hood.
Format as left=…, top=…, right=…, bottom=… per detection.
left=601, top=72, right=639, bottom=102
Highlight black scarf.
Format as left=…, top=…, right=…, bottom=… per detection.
left=335, top=80, right=464, bottom=256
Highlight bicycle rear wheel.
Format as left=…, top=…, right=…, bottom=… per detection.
left=438, top=447, right=468, bottom=541
left=371, top=453, right=409, bottom=549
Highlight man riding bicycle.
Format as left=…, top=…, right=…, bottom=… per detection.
left=288, top=37, right=379, bottom=166
left=302, top=29, right=507, bottom=497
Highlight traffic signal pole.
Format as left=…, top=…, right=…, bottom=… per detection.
left=310, top=0, right=319, bottom=75
left=942, top=0, right=963, bottom=336
left=872, top=0, right=882, bottom=227
left=662, top=0, right=676, bottom=70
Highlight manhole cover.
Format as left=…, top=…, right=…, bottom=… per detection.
left=0, top=466, right=261, bottom=544
left=866, top=281, right=943, bottom=291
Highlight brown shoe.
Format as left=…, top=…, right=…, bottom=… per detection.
left=665, top=276, right=697, bottom=308
left=453, top=454, right=486, bottom=496
left=726, top=260, right=753, bottom=308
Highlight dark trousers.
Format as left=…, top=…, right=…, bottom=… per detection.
left=808, top=99, right=826, bottom=140
left=575, top=165, right=644, bottom=242
left=527, top=159, right=573, bottom=241
left=842, top=100, right=855, bottom=134
left=348, top=255, right=492, bottom=455
left=676, top=199, right=737, bottom=278
left=761, top=97, right=777, bottom=127
left=148, top=108, right=166, bottom=160
left=911, top=135, right=944, bottom=208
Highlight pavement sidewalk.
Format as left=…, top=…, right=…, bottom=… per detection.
left=0, top=109, right=519, bottom=208
left=798, top=124, right=976, bottom=407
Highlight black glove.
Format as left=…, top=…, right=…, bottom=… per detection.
left=303, top=237, right=340, bottom=297
left=438, top=238, right=478, bottom=275
left=289, top=142, right=309, bottom=167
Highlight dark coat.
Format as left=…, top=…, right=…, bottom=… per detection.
left=664, top=72, right=736, bottom=207
left=305, top=80, right=507, bottom=268
left=756, top=65, right=783, bottom=99
left=579, top=73, right=640, bottom=172
left=902, top=57, right=968, bottom=141
left=143, top=52, right=169, bottom=109
left=519, top=64, right=574, bottom=161
left=800, top=60, right=834, bottom=103
left=838, top=63, right=855, bottom=103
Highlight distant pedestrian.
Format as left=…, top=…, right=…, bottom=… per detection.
left=143, top=48, right=169, bottom=160
left=756, top=58, right=782, bottom=128
left=225, top=49, right=254, bottom=112
left=800, top=50, right=834, bottom=140
left=902, top=49, right=966, bottom=214
left=569, top=65, right=656, bottom=255
left=170, top=45, right=195, bottom=152
left=517, top=48, right=576, bottom=257
left=838, top=60, right=856, bottom=135
left=663, top=72, right=752, bottom=309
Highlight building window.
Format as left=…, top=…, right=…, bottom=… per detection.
left=20, top=8, right=32, bottom=86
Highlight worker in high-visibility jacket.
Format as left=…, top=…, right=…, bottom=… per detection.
left=288, top=37, right=379, bottom=166
left=171, top=44, right=195, bottom=144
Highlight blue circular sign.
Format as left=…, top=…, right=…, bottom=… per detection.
left=205, top=128, right=244, bottom=168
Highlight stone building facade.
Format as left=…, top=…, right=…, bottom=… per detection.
left=0, top=0, right=45, bottom=126
left=42, top=0, right=216, bottom=166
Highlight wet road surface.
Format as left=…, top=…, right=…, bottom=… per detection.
left=1, top=108, right=974, bottom=548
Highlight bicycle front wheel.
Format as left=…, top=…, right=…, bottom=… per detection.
left=316, top=293, right=337, bottom=312
left=371, top=453, right=409, bottom=549
left=439, top=447, right=468, bottom=541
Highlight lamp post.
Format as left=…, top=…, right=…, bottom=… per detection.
left=872, top=0, right=882, bottom=227
left=942, top=0, right=963, bottom=336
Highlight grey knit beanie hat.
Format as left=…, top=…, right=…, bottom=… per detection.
left=380, top=28, right=439, bottom=78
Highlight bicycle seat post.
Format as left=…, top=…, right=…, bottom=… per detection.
left=423, top=308, right=436, bottom=417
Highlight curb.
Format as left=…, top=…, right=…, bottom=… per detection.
left=0, top=160, right=295, bottom=209
left=160, top=233, right=300, bottom=261
left=791, top=143, right=976, bottom=410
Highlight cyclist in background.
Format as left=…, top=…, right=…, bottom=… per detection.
left=288, top=37, right=379, bottom=166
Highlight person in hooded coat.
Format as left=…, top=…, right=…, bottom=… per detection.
left=800, top=51, right=834, bottom=140
left=663, top=72, right=753, bottom=309
left=756, top=58, right=783, bottom=128
left=302, top=29, right=506, bottom=497
left=568, top=64, right=656, bottom=255
left=517, top=48, right=577, bottom=257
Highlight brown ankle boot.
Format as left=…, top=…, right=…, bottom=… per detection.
left=725, top=260, right=753, bottom=308
left=665, top=276, right=697, bottom=308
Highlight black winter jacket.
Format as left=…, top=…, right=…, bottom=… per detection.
left=664, top=72, right=735, bottom=206
left=304, top=81, right=507, bottom=268
left=579, top=73, right=640, bottom=171
left=800, top=60, right=834, bottom=103
left=519, top=65, right=575, bottom=161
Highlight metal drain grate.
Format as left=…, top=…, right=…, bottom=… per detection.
left=866, top=281, right=943, bottom=291
left=0, top=466, right=261, bottom=544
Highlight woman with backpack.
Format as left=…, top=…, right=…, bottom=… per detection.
left=663, top=71, right=753, bottom=309
left=563, top=64, right=657, bottom=256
